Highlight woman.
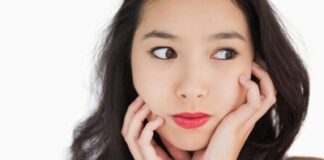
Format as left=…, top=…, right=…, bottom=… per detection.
left=71, top=0, right=320, bottom=159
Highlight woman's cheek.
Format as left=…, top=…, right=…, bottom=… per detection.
left=137, top=82, right=169, bottom=122
left=145, top=96, right=170, bottom=121
left=218, top=77, right=246, bottom=112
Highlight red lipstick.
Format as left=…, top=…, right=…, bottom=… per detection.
left=172, top=112, right=210, bottom=129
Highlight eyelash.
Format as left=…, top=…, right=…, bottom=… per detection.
left=148, top=46, right=239, bottom=60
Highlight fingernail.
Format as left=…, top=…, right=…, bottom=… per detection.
left=155, top=116, right=164, bottom=123
left=253, top=62, right=260, bottom=68
left=135, top=96, right=141, bottom=103
left=142, top=104, right=149, bottom=109
left=241, top=74, right=248, bottom=80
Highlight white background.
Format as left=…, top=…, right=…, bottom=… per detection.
left=0, top=0, right=323, bottom=159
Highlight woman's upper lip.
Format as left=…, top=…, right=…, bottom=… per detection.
left=172, top=112, right=210, bottom=118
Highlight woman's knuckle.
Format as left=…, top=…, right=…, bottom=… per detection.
left=251, top=82, right=259, bottom=90
left=137, top=138, right=145, bottom=147
left=124, top=136, right=129, bottom=142
left=270, top=96, right=277, bottom=104
left=272, top=95, right=277, bottom=102
left=133, top=112, right=145, bottom=121
left=128, top=100, right=142, bottom=112
left=128, top=104, right=138, bottom=113
left=132, top=115, right=139, bottom=122
left=248, top=100, right=260, bottom=111
left=263, top=72, right=271, bottom=79
left=146, top=121, right=154, bottom=128
left=124, top=134, right=133, bottom=143
left=251, top=104, right=260, bottom=111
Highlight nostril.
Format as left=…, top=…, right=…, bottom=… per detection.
left=181, top=94, right=203, bottom=98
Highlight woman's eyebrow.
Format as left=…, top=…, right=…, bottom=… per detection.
left=141, top=29, right=246, bottom=42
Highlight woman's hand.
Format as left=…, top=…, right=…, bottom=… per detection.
left=121, top=96, right=191, bottom=160
left=192, top=62, right=278, bottom=160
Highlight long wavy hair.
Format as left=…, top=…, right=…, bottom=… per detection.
left=70, top=0, right=310, bottom=159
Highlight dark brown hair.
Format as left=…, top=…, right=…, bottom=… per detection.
left=70, top=0, right=310, bottom=159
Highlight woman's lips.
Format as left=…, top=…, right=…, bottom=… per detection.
left=172, top=112, right=210, bottom=129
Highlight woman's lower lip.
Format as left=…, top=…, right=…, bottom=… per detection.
left=172, top=116, right=209, bottom=129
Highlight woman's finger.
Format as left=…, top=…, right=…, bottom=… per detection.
left=247, top=62, right=277, bottom=123
left=123, top=104, right=151, bottom=160
left=125, top=104, right=151, bottom=139
left=252, top=62, right=277, bottom=107
left=121, top=96, right=145, bottom=136
left=138, top=116, right=165, bottom=160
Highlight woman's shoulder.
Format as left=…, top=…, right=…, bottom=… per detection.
left=288, top=157, right=324, bottom=160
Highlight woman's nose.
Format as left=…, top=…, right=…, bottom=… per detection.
left=175, top=55, right=210, bottom=103
left=176, top=78, right=208, bottom=102
left=175, top=79, right=209, bottom=110
left=177, top=89, right=206, bottom=99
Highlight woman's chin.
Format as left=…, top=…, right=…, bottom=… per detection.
left=160, top=133, right=209, bottom=151
left=173, top=139, right=208, bottom=151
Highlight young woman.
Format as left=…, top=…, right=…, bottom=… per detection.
left=70, top=0, right=319, bottom=159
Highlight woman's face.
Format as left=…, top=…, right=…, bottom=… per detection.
left=131, top=0, right=254, bottom=151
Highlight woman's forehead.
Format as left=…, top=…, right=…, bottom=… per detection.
left=137, top=0, right=251, bottom=43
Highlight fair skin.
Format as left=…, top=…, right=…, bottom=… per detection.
left=122, top=0, right=277, bottom=159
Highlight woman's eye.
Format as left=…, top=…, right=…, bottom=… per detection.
left=212, top=48, right=237, bottom=60
left=149, top=47, right=237, bottom=60
left=149, top=47, right=176, bottom=60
